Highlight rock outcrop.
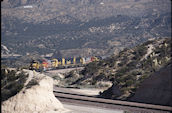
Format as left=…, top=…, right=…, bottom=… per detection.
left=128, top=63, right=172, bottom=106
left=2, top=69, right=68, bottom=113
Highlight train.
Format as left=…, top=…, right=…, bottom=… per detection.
left=29, top=56, right=100, bottom=72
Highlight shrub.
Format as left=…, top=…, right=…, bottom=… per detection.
left=1, top=89, right=11, bottom=101
left=115, top=72, right=124, bottom=77
left=1, top=69, right=28, bottom=102
left=137, top=46, right=147, bottom=56
left=117, top=67, right=129, bottom=74
left=138, top=74, right=149, bottom=82
left=126, top=61, right=136, bottom=68
left=126, top=80, right=134, bottom=87
left=26, top=79, right=39, bottom=89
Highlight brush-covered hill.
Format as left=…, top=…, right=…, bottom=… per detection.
left=1, top=0, right=171, bottom=58
left=63, top=38, right=171, bottom=100
left=128, top=62, right=172, bottom=106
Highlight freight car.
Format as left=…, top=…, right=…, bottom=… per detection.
left=29, top=56, right=99, bottom=72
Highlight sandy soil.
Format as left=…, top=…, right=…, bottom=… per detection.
left=63, top=103, right=124, bottom=113
left=53, top=87, right=107, bottom=96
left=46, top=67, right=84, bottom=74
left=47, top=68, right=108, bottom=96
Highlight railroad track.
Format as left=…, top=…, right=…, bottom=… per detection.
left=53, top=90, right=172, bottom=112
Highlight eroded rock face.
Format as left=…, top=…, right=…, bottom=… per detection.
left=2, top=69, right=68, bottom=113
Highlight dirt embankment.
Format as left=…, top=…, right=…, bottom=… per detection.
left=129, top=63, right=172, bottom=106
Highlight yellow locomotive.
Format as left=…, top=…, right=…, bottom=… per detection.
left=29, top=56, right=100, bottom=71
left=29, top=60, right=40, bottom=71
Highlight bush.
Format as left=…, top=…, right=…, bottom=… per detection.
left=117, top=67, right=129, bottom=74
left=138, top=74, right=149, bottom=82
left=26, top=79, right=39, bottom=89
left=1, top=69, right=28, bottom=102
left=137, top=46, right=147, bottom=56
left=120, top=87, right=131, bottom=93
left=126, top=80, right=134, bottom=87
left=115, top=72, right=123, bottom=77
left=1, top=89, right=11, bottom=101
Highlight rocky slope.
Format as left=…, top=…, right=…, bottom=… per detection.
left=101, top=62, right=172, bottom=106
left=1, top=68, right=68, bottom=113
left=62, top=38, right=171, bottom=100
left=1, top=0, right=171, bottom=58
left=128, top=63, right=172, bottom=106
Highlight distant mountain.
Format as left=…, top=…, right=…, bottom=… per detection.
left=2, top=0, right=171, bottom=21
left=1, top=0, right=171, bottom=58
left=64, top=38, right=171, bottom=100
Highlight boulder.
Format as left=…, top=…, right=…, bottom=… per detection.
left=2, top=69, right=69, bottom=113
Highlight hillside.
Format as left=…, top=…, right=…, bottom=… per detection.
left=62, top=38, right=171, bottom=100
left=128, top=63, right=172, bottom=106
left=1, top=0, right=171, bottom=58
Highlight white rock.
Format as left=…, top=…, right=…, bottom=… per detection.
left=2, top=70, right=69, bottom=113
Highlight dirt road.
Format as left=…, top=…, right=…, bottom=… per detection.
left=46, top=67, right=84, bottom=74
left=63, top=103, right=124, bottom=113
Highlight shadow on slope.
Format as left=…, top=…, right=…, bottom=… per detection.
left=128, top=63, right=172, bottom=106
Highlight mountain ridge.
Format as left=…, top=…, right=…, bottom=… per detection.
left=1, top=0, right=171, bottom=58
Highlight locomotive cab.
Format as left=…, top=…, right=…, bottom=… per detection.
left=29, top=60, right=40, bottom=71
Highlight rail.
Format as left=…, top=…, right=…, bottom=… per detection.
left=53, top=90, right=172, bottom=112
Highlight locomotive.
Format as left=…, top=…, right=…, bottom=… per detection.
left=29, top=56, right=99, bottom=72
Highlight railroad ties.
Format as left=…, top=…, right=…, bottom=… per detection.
left=53, top=90, right=172, bottom=112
